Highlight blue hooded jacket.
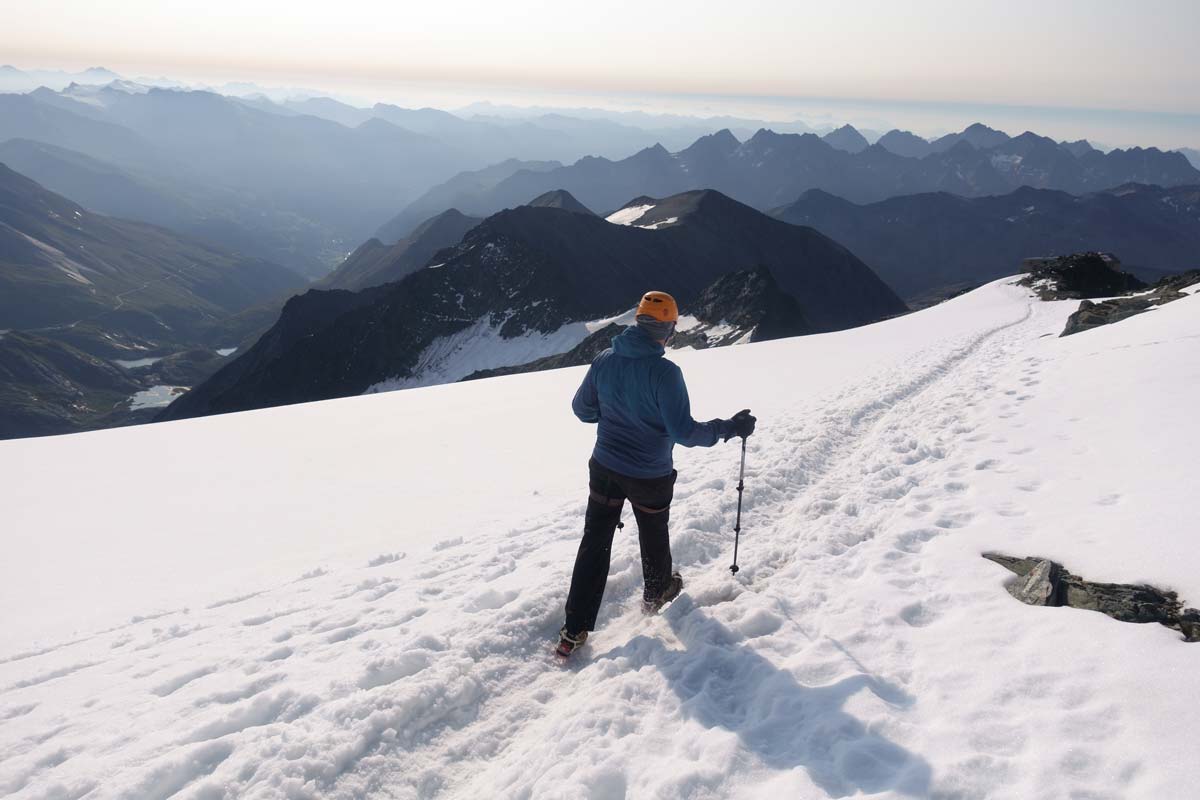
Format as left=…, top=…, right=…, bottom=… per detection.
left=572, top=326, right=729, bottom=478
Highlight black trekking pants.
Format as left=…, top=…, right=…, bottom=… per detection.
left=564, top=457, right=677, bottom=634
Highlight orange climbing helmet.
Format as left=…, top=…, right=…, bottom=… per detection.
left=635, top=291, right=679, bottom=323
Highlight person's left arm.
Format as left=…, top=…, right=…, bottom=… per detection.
left=657, top=364, right=727, bottom=447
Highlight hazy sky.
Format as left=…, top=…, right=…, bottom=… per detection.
left=4, top=0, right=1198, bottom=145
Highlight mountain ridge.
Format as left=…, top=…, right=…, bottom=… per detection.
left=159, top=189, right=905, bottom=420
left=772, top=182, right=1200, bottom=300
left=385, top=123, right=1199, bottom=230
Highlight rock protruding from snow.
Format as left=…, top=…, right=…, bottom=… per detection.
left=1019, top=252, right=1146, bottom=300
left=1009, top=559, right=1060, bottom=605
left=1061, top=271, right=1200, bottom=336
left=984, top=553, right=1198, bottom=641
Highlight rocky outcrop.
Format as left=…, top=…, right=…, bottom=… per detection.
left=983, top=553, right=1199, bottom=642
left=1018, top=252, right=1147, bottom=300
left=672, top=266, right=811, bottom=348
left=1061, top=270, right=1200, bottom=336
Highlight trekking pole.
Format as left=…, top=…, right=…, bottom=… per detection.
left=729, top=436, right=747, bottom=575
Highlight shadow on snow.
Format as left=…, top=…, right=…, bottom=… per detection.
left=597, top=594, right=932, bottom=797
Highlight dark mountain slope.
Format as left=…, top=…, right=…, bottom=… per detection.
left=0, top=92, right=160, bottom=170
left=374, top=158, right=562, bottom=242
left=0, top=137, right=338, bottom=278
left=772, top=184, right=1200, bottom=300
left=0, top=163, right=303, bottom=356
left=318, top=209, right=482, bottom=291
left=160, top=190, right=904, bottom=420
left=0, top=331, right=147, bottom=439
left=0, top=138, right=196, bottom=229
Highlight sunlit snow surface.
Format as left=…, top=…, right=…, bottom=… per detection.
left=2, top=280, right=1199, bottom=798
left=605, top=204, right=655, bottom=226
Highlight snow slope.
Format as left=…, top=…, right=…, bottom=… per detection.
left=2, top=280, right=1198, bottom=799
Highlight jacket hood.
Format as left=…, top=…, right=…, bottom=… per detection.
left=611, top=325, right=666, bottom=359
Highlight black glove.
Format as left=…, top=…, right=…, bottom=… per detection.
left=723, top=409, right=756, bottom=441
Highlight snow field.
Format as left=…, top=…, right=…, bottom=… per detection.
left=1, top=280, right=1198, bottom=798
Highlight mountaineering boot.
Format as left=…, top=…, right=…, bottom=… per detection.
left=642, top=572, right=683, bottom=614
left=555, top=626, right=588, bottom=658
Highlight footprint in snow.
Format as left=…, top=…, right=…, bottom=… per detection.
left=151, top=665, right=217, bottom=697
left=893, top=528, right=941, bottom=554
left=899, top=599, right=944, bottom=628
left=358, top=651, right=434, bottom=690
left=263, top=646, right=292, bottom=662
left=934, top=510, right=975, bottom=529
left=463, top=588, right=519, bottom=612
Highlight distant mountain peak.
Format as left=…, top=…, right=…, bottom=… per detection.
left=876, top=129, right=934, bottom=159
left=682, top=128, right=741, bottom=158
left=527, top=189, right=595, bottom=216
left=932, top=123, right=1010, bottom=153
left=822, top=124, right=870, bottom=154
left=711, top=128, right=740, bottom=146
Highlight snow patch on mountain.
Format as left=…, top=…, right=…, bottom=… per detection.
left=605, top=204, right=655, bottom=226
left=128, top=385, right=187, bottom=410
left=365, top=308, right=642, bottom=392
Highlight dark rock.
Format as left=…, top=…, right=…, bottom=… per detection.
left=1180, top=609, right=1200, bottom=643
left=983, top=553, right=1195, bottom=641
left=1019, top=252, right=1147, bottom=300
left=1059, top=574, right=1182, bottom=625
left=1060, top=270, right=1198, bottom=336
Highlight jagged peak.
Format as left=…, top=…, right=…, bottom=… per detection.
left=682, top=128, right=741, bottom=155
